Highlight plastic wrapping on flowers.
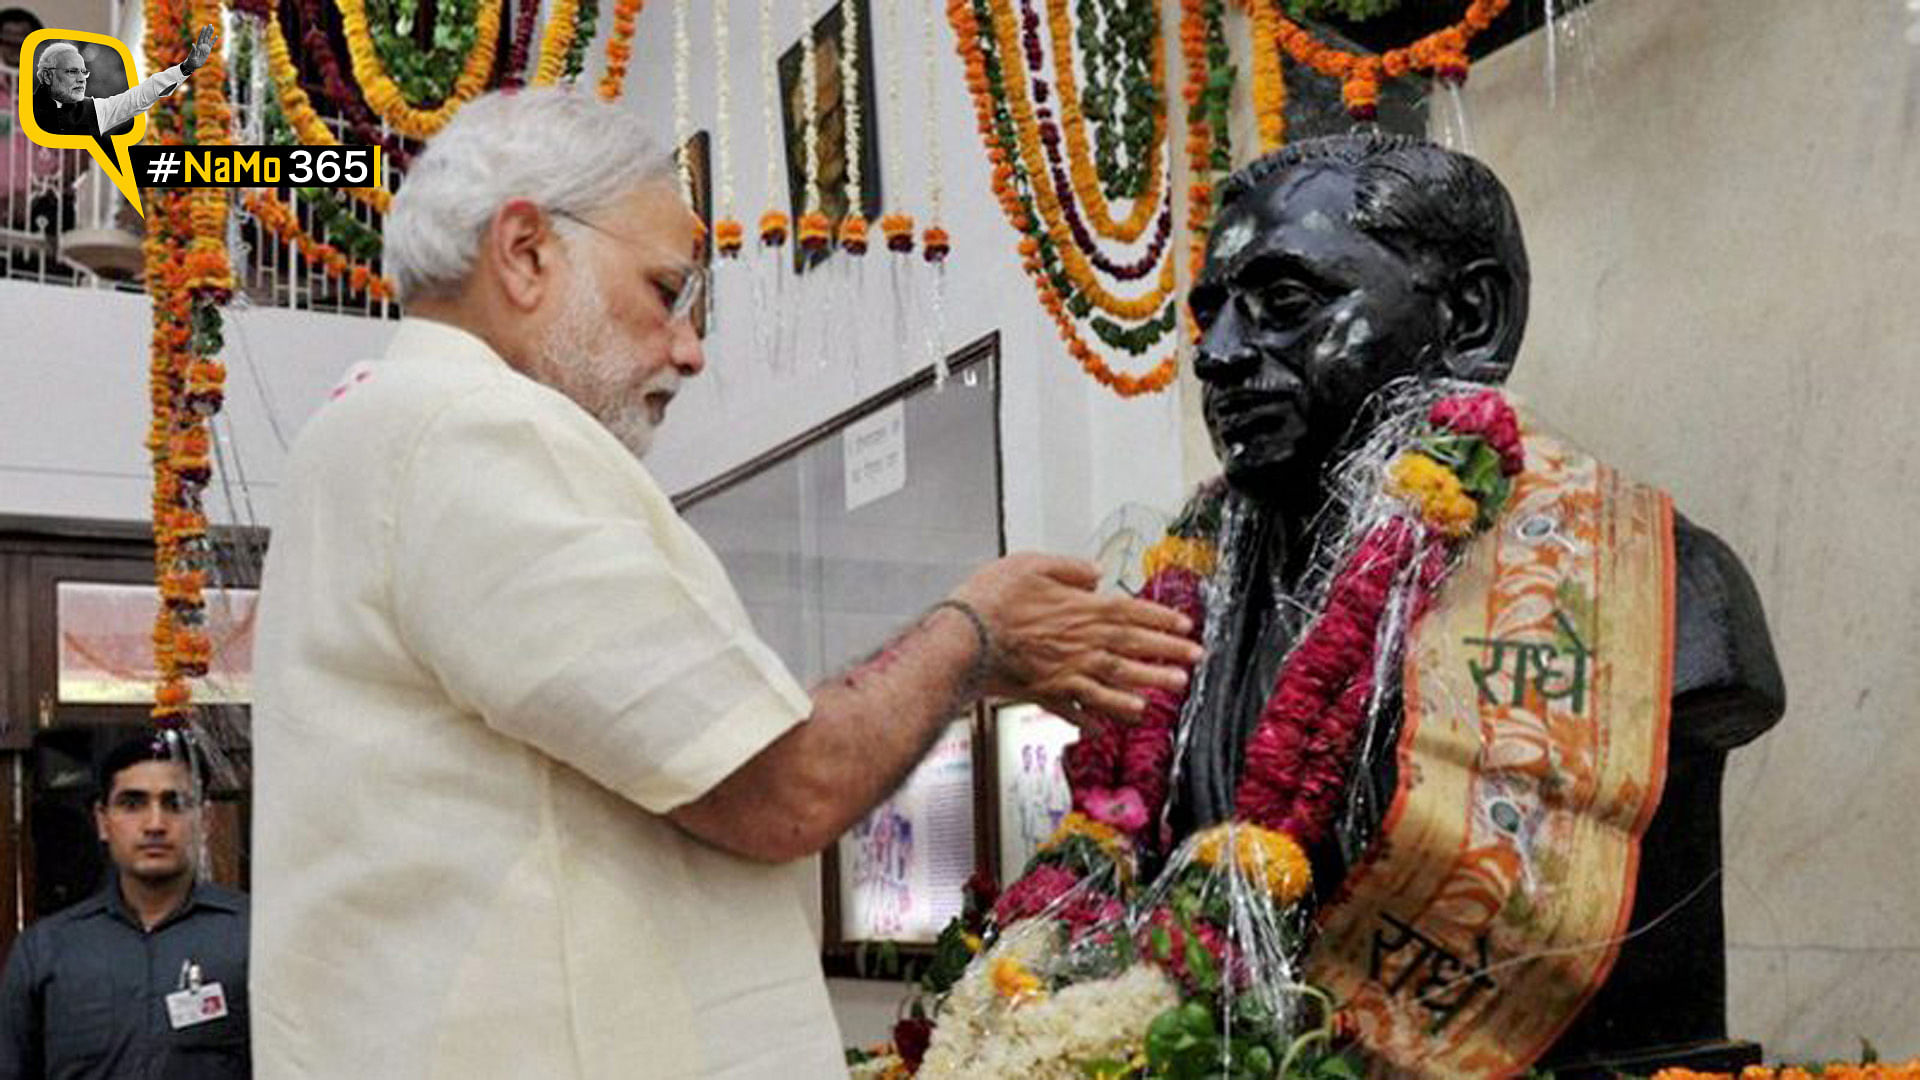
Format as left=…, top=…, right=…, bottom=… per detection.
left=865, top=382, right=1527, bottom=1080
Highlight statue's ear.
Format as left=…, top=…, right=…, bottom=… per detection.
left=1436, top=258, right=1520, bottom=384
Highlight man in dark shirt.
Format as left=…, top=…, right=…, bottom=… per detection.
left=0, top=735, right=249, bottom=1079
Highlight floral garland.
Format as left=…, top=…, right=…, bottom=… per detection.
left=562, top=0, right=597, bottom=80
left=838, top=0, right=869, bottom=254
left=528, top=0, right=581, bottom=87
left=757, top=0, right=787, bottom=246
left=1072, top=0, right=1155, bottom=203
left=712, top=0, right=742, bottom=256
left=336, top=0, right=502, bottom=139
left=598, top=0, right=643, bottom=99
left=300, top=186, right=386, bottom=261
left=1267, top=0, right=1511, bottom=119
left=363, top=0, right=479, bottom=104
left=920, top=0, right=946, bottom=261
left=1655, top=1063, right=1920, bottom=1080
left=1180, top=0, right=1231, bottom=286
left=672, top=0, right=692, bottom=206
left=244, top=191, right=398, bottom=301
left=143, top=0, right=230, bottom=729
left=501, top=0, right=542, bottom=87
left=874, top=0, right=911, bottom=254
left=950, top=0, right=1176, bottom=396
left=798, top=21, right=832, bottom=254
left=264, top=13, right=394, bottom=213
left=1038, top=0, right=1162, bottom=246
left=288, top=0, right=415, bottom=169
left=897, top=392, right=1525, bottom=1079
left=1244, top=0, right=1286, bottom=154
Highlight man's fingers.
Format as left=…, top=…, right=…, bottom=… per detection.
left=1103, top=655, right=1190, bottom=694
left=1025, top=553, right=1101, bottom=590
left=1055, top=678, right=1146, bottom=724
left=1111, top=593, right=1195, bottom=637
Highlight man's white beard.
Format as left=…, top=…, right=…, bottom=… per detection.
left=532, top=264, right=672, bottom=460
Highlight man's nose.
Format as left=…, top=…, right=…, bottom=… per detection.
left=672, top=325, right=705, bottom=377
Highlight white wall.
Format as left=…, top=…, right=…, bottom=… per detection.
left=1461, top=0, right=1920, bottom=1059
left=0, top=280, right=394, bottom=526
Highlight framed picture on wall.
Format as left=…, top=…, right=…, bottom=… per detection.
left=776, top=0, right=881, bottom=274
left=992, top=703, right=1079, bottom=878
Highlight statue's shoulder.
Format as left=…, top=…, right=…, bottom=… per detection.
left=1670, top=513, right=1787, bottom=748
left=1167, top=477, right=1232, bottom=540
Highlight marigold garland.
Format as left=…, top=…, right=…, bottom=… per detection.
left=950, top=0, right=1177, bottom=397
left=244, top=191, right=398, bottom=301
left=598, top=0, right=644, bottom=100
left=1192, top=823, right=1312, bottom=906
left=1243, top=0, right=1287, bottom=153
left=265, top=14, right=392, bottom=214
left=529, top=0, right=580, bottom=87
left=1267, top=0, right=1511, bottom=119
left=336, top=0, right=502, bottom=139
left=1040, top=0, right=1163, bottom=245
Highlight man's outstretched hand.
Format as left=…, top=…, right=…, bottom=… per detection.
left=948, top=553, right=1203, bottom=725
left=182, top=24, right=217, bottom=76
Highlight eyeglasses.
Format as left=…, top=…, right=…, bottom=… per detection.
left=550, top=208, right=709, bottom=338
left=55, top=67, right=89, bottom=78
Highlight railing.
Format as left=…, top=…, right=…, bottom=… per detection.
left=1, top=62, right=397, bottom=319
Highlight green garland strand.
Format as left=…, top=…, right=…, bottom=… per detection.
left=1282, top=0, right=1408, bottom=22
left=563, top=0, right=598, bottom=80
left=1076, top=0, right=1159, bottom=201
left=365, top=0, right=481, bottom=104
left=301, top=187, right=386, bottom=262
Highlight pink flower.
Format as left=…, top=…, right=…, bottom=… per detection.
left=1430, top=390, right=1524, bottom=476
left=1080, top=786, right=1150, bottom=832
left=993, top=864, right=1082, bottom=925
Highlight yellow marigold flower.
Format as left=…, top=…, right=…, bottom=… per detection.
left=1387, top=452, right=1478, bottom=538
left=1141, top=535, right=1218, bottom=580
left=1192, top=823, right=1312, bottom=907
left=990, top=957, right=1044, bottom=1004
left=962, top=932, right=983, bottom=955
left=1037, top=812, right=1134, bottom=882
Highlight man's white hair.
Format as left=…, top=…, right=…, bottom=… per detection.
left=384, top=88, right=677, bottom=303
left=33, top=42, right=82, bottom=86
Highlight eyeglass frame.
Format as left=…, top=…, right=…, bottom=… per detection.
left=548, top=207, right=710, bottom=338
left=51, top=66, right=90, bottom=79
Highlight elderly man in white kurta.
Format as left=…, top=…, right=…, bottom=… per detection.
left=250, top=89, right=1202, bottom=1080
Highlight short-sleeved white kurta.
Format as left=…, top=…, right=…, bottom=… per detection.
left=251, top=319, right=845, bottom=1079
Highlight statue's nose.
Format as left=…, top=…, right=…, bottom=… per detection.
left=1193, top=302, right=1262, bottom=384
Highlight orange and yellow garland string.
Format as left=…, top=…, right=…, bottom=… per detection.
left=263, top=12, right=392, bottom=214
left=1269, top=0, right=1511, bottom=118
left=243, top=191, right=398, bottom=301
left=951, top=0, right=1178, bottom=397
left=599, top=0, right=646, bottom=101
left=335, top=0, right=502, bottom=139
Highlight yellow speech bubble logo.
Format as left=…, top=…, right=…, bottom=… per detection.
left=16, top=28, right=160, bottom=219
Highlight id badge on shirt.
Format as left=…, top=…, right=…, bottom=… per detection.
left=165, top=983, right=229, bottom=1029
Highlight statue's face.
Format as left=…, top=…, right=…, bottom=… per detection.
left=1190, top=163, right=1447, bottom=500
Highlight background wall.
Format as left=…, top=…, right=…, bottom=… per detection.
left=1461, top=0, right=1920, bottom=1058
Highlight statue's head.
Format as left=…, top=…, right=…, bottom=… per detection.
left=1190, top=133, right=1529, bottom=501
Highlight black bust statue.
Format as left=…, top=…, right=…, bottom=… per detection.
left=1180, top=133, right=1786, bottom=1072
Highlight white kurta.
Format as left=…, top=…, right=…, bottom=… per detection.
left=251, top=319, right=845, bottom=1079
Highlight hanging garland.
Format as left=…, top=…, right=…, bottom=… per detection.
left=671, top=0, right=692, bottom=206
left=713, top=0, right=742, bottom=256
left=798, top=23, right=831, bottom=253
left=143, top=0, right=230, bottom=729
left=300, top=187, right=386, bottom=262
left=264, top=13, right=393, bottom=213
left=336, top=0, right=502, bottom=139
left=501, top=0, right=541, bottom=87
left=837, top=0, right=868, bottom=254
left=1039, top=0, right=1162, bottom=245
left=756, top=0, right=787, bottom=246
left=528, top=0, right=580, bottom=85
left=1244, top=0, right=1287, bottom=153
left=598, top=0, right=645, bottom=99
left=562, top=0, right=597, bottom=80
left=1268, top=0, right=1510, bottom=118
left=879, top=0, right=913, bottom=254
left=243, top=191, right=399, bottom=301
left=286, top=0, right=414, bottom=169
left=1180, top=0, right=1231, bottom=283
left=1076, top=0, right=1157, bottom=201
left=950, top=0, right=1176, bottom=396
left=362, top=0, right=480, bottom=105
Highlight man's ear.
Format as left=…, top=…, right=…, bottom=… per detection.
left=485, top=198, right=562, bottom=313
left=1436, top=258, right=1520, bottom=384
left=94, top=802, right=110, bottom=843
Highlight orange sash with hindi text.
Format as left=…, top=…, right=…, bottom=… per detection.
left=1306, top=425, right=1675, bottom=1079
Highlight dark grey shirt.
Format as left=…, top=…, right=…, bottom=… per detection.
left=0, top=879, right=249, bottom=1080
